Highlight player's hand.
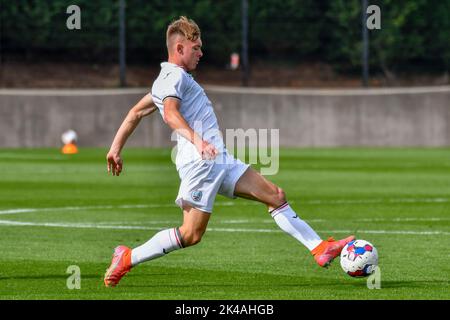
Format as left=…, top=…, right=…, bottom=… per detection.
left=106, top=151, right=123, bottom=176
left=196, top=140, right=218, bottom=160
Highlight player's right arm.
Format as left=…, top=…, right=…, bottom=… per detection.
left=163, top=97, right=217, bottom=160
left=107, top=93, right=157, bottom=176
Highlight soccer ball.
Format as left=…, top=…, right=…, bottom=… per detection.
left=340, top=239, right=378, bottom=277
left=61, top=129, right=78, bottom=145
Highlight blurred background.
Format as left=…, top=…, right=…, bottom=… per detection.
left=0, top=1, right=449, bottom=148
left=0, top=0, right=449, bottom=88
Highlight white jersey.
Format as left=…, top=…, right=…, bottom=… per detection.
left=151, top=62, right=225, bottom=170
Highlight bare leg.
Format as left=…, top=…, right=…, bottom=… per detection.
left=234, top=167, right=286, bottom=211
left=128, top=204, right=210, bottom=268
left=178, top=204, right=211, bottom=247
left=105, top=205, right=210, bottom=286
left=234, top=167, right=323, bottom=251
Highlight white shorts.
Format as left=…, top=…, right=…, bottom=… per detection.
left=175, top=152, right=250, bottom=213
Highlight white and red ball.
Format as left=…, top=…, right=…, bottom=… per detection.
left=340, top=239, right=378, bottom=277
left=61, top=129, right=78, bottom=145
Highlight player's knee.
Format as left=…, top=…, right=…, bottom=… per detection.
left=181, top=229, right=204, bottom=247
left=184, top=234, right=202, bottom=247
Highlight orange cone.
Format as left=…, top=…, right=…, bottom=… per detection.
left=61, top=143, right=78, bottom=154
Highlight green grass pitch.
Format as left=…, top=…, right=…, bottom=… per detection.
left=0, top=148, right=449, bottom=300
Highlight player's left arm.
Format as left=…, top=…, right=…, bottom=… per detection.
left=107, top=93, right=157, bottom=176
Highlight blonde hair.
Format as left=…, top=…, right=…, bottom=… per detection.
left=166, top=16, right=201, bottom=49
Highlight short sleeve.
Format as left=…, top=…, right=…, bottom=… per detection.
left=159, top=69, right=187, bottom=102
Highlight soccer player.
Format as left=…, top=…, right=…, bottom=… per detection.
left=104, top=16, right=354, bottom=287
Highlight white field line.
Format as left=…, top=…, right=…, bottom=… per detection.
left=96, top=217, right=449, bottom=224
left=359, top=217, right=449, bottom=222
left=0, top=219, right=448, bottom=236
left=0, top=197, right=449, bottom=216
left=0, top=204, right=176, bottom=215
left=93, top=219, right=327, bottom=225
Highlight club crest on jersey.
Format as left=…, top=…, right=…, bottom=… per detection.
left=191, top=190, right=203, bottom=202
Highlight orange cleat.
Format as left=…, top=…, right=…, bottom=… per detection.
left=104, top=245, right=132, bottom=287
left=312, top=235, right=355, bottom=268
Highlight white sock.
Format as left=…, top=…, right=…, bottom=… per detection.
left=131, top=228, right=184, bottom=266
left=270, top=202, right=322, bottom=251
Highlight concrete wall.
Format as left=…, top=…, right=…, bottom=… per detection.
left=0, top=89, right=172, bottom=148
left=0, top=86, right=449, bottom=147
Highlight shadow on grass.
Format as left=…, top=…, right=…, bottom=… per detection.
left=380, top=280, right=447, bottom=289
left=121, top=270, right=447, bottom=291
left=0, top=274, right=101, bottom=281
